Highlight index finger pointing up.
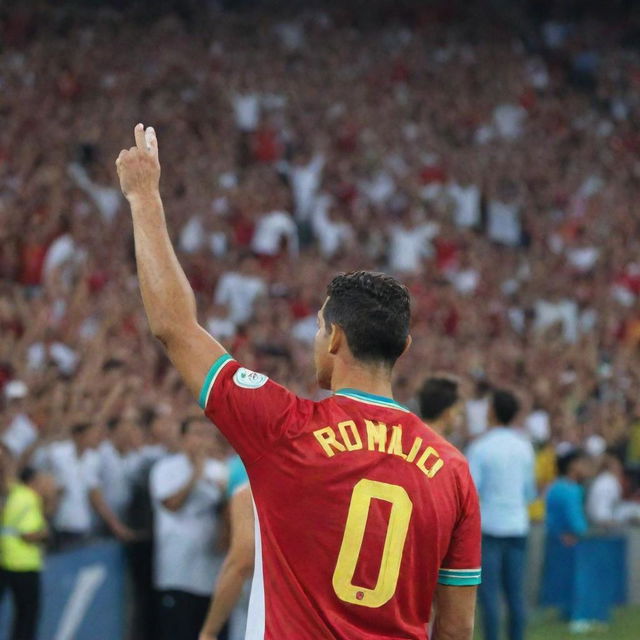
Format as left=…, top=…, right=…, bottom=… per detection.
left=134, top=123, right=146, bottom=151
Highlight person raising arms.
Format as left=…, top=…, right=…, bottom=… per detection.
left=116, top=124, right=480, bottom=639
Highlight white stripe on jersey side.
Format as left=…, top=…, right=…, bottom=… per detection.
left=245, top=498, right=265, bottom=640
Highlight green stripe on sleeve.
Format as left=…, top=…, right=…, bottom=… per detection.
left=438, top=568, right=482, bottom=586
left=198, top=354, right=234, bottom=409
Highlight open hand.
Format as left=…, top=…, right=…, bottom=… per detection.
left=115, top=123, right=161, bottom=201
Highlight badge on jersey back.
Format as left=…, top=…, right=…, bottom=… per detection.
left=233, top=367, right=269, bottom=389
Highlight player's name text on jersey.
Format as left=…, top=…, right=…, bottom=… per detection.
left=313, top=420, right=444, bottom=478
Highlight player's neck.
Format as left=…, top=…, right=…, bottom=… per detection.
left=331, top=360, right=394, bottom=400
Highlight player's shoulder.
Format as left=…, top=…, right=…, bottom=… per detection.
left=215, top=357, right=314, bottom=403
left=428, top=428, right=472, bottom=472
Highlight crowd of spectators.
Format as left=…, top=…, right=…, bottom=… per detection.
left=2, top=0, right=640, bottom=635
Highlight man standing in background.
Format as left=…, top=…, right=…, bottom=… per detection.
left=467, top=389, right=536, bottom=640
left=97, top=410, right=144, bottom=531
left=150, top=416, right=228, bottom=640
left=0, top=444, right=58, bottom=640
left=33, top=422, right=134, bottom=547
left=541, top=450, right=593, bottom=632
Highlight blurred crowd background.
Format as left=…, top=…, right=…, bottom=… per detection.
left=2, top=0, right=640, bottom=638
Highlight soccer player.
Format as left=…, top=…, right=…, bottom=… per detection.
left=116, top=124, right=481, bottom=639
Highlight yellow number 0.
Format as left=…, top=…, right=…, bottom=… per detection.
left=332, top=479, right=413, bottom=608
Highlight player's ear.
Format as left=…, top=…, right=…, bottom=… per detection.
left=401, top=334, right=412, bottom=357
left=328, top=323, right=343, bottom=355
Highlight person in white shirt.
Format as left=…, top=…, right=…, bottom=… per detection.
left=387, top=213, right=439, bottom=274
left=42, top=232, right=87, bottom=286
left=467, top=389, right=536, bottom=640
left=524, top=406, right=551, bottom=444
left=1, top=381, right=38, bottom=459
left=150, top=416, right=228, bottom=640
left=447, top=178, right=481, bottom=229
left=97, top=410, right=144, bottom=526
left=587, top=453, right=640, bottom=526
left=214, top=256, right=266, bottom=326
left=251, top=210, right=299, bottom=258
left=492, top=103, right=527, bottom=140
left=534, top=297, right=579, bottom=343
left=287, top=152, right=325, bottom=222
left=33, top=422, right=134, bottom=548
left=465, top=379, right=491, bottom=441
left=27, top=338, right=79, bottom=377
left=487, top=198, right=521, bottom=247
left=67, top=162, right=122, bottom=224
left=232, top=93, right=260, bottom=133
left=312, top=201, right=354, bottom=259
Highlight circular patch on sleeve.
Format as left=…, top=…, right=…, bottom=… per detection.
left=233, top=368, right=269, bottom=389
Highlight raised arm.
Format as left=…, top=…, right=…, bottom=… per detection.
left=116, top=124, right=225, bottom=398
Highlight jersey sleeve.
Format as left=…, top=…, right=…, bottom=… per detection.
left=199, top=354, right=312, bottom=464
left=438, top=464, right=482, bottom=586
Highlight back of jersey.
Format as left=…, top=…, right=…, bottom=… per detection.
left=201, top=356, right=481, bottom=639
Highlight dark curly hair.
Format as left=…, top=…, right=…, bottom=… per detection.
left=324, top=271, right=411, bottom=367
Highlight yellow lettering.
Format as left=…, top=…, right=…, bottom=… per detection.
left=338, top=421, right=363, bottom=451
left=386, top=425, right=407, bottom=459
left=314, top=427, right=346, bottom=458
left=365, top=420, right=387, bottom=452
left=313, top=421, right=445, bottom=480
left=416, top=446, right=444, bottom=478
left=406, top=437, right=423, bottom=463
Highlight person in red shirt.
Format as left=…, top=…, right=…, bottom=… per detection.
left=116, top=124, right=480, bottom=640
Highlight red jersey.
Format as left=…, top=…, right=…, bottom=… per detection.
left=201, top=354, right=481, bottom=639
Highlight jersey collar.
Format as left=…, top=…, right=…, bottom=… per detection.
left=334, top=388, right=411, bottom=413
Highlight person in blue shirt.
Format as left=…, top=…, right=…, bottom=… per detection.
left=545, top=451, right=590, bottom=544
left=467, top=389, right=536, bottom=640
left=200, top=455, right=252, bottom=640
left=541, top=449, right=592, bottom=624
